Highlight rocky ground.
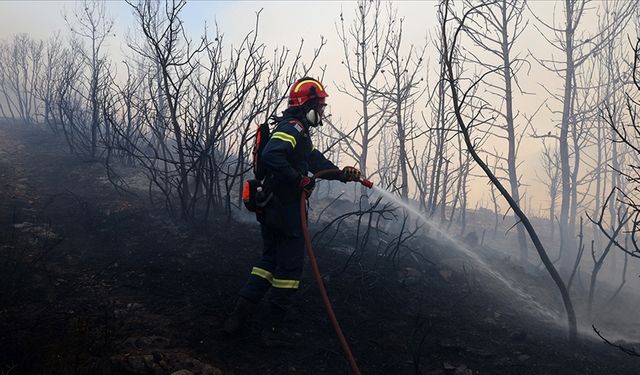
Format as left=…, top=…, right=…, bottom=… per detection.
left=0, top=122, right=638, bottom=374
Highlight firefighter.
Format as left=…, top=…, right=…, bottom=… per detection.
left=223, top=77, right=361, bottom=346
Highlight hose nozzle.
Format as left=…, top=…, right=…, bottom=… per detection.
left=359, top=178, right=374, bottom=189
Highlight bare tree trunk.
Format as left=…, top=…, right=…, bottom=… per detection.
left=532, top=0, right=637, bottom=270
left=429, top=61, right=447, bottom=215
left=439, top=157, right=450, bottom=224
left=441, top=0, right=576, bottom=341
left=499, top=3, right=527, bottom=262
left=558, top=1, right=576, bottom=271
left=91, top=38, right=99, bottom=158
left=65, top=0, right=113, bottom=158
left=587, top=190, right=631, bottom=320
left=335, top=0, right=391, bottom=203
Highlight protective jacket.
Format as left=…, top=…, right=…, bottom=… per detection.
left=261, top=116, right=338, bottom=204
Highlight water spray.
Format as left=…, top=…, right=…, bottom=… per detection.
left=370, top=184, right=560, bottom=322
left=303, top=173, right=556, bottom=372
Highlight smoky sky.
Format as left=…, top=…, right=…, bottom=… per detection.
left=0, top=0, right=636, bottom=213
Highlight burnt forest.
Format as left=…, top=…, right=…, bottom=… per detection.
left=0, top=1, right=639, bottom=374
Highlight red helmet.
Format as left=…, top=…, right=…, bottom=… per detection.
left=288, top=77, right=328, bottom=107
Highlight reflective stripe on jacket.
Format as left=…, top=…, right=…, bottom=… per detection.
left=261, top=117, right=337, bottom=203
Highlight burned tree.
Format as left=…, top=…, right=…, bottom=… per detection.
left=586, top=189, right=631, bottom=319
left=0, top=34, right=44, bottom=123
left=461, top=0, right=531, bottom=264
left=376, top=10, right=426, bottom=202
left=334, top=0, right=392, bottom=198
left=65, top=0, right=114, bottom=158
left=538, top=140, right=561, bottom=242
left=440, top=0, right=577, bottom=341
left=105, top=1, right=328, bottom=221
left=531, top=0, right=637, bottom=268
left=37, top=33, right=66, bottom=133
left=426, top=13, right=456, bottom=219
left=57, top=38, right=90, bottom=155
left=606, top=37, right=640, bottom=260
left=590, top=38, right=640, bottom=355
left=127, top=0, right=207, bottom=219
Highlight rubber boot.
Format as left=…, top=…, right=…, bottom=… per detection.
left=222, top=296, right=254, bottom=335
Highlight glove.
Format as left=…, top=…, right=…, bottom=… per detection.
left=340, top=166, right=361, bottom=182
left=299, top=176, right=315, bottom=197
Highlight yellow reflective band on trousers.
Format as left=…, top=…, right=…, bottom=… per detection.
left=272, top=278, right=300, bottom=289
left=251, top=267, right=299, bottom=289
left=251, top=267, right=273, bottom=283
left=271, top=132, right=297, bottom=148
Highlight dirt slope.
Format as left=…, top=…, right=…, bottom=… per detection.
left=0, top=123, right=638, bottom=375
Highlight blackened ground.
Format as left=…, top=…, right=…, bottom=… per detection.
left=0, top=122, right=637, bottom=375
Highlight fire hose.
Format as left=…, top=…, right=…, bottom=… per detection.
left=300, top=169, right=373, bottom=375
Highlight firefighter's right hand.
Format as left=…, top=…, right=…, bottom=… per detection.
left=340, top=166, right=361, bottom=182
left=299, top=176, right=315, bottom=197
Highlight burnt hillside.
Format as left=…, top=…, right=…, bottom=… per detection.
left=0, top=122, right=638, bottom=374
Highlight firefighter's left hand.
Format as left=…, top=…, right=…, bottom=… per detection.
left=340, top=166, right=361, bottom=182
left=299, top=176, right=316, bottom=197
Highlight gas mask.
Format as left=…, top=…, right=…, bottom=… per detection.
left=306, top=99, right=327, bottom=127
left=306, top=109, right=320, bottom=126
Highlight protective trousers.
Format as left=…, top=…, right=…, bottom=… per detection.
left=239, top=199, right=304, bottom=326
